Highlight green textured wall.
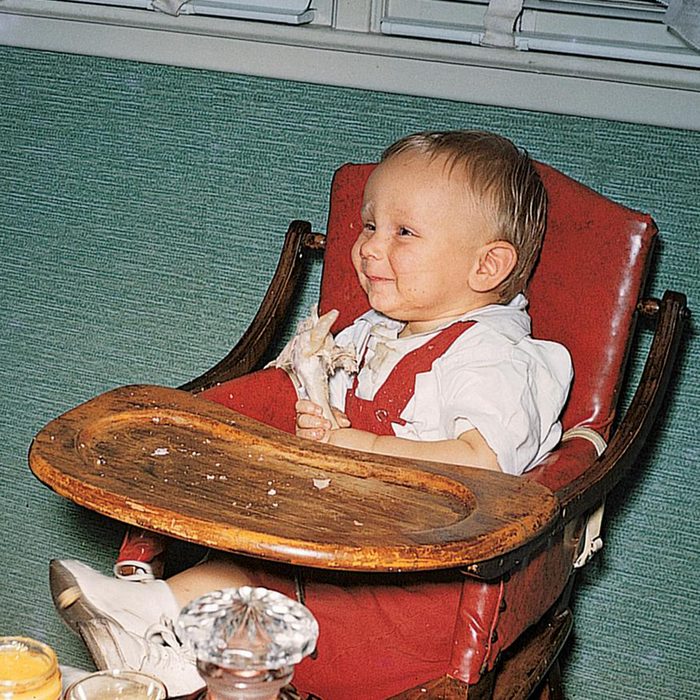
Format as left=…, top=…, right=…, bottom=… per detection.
left=1, top=45, right=698, bottom=699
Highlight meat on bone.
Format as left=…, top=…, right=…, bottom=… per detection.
left=273, top=306, right=357, bottom=429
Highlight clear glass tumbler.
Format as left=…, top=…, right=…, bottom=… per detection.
left=63, top=669, right=167, bottom=700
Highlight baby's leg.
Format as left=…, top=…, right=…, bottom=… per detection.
left=167, top=555, right=254, bottom=608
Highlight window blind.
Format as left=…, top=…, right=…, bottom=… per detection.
left=380, top=0, right=700, bottom=67
left=55, top=0, right=316, bottom=22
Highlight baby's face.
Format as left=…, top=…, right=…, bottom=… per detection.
left=351, top=151, right=495, bottom=334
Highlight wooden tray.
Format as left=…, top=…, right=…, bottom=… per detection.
left=29, top=385, right=560, bottom=575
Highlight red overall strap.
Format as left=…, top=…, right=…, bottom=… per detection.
left=344, top=320, right=476, bottom=435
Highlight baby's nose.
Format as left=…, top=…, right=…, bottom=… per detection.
left=360, top=231, right=385, bottom=258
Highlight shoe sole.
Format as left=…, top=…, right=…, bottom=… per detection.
left=49, top=559, right=104, bottom=636
left=76, top=618, right=120, bottom=670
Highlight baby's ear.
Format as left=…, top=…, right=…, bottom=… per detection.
left=469, top=241, right=517, bottom=293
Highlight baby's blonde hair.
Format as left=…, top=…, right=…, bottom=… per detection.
left=382, top=130, right=547, bottom=302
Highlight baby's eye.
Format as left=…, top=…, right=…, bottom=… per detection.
left=362, top=222, right=376, bottom=232
left=397, top=227, right=414, bottom=237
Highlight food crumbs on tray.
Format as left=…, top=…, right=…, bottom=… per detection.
left=267, top=488, right=277, bottom=496
left=313, top=478, right=331, bottom=490
left=152, top=417, right=161, bottom=424
left=353, top=520, right=364, bottom=526
left=151, top=447, right=169, bottom=456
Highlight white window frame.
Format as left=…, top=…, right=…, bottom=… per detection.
left=0, top=0, right=698, bottom=130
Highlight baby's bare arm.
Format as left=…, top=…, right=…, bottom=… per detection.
left=296, top=400, right=501, bottom=471
left=329, top=427, right=501, bottom=471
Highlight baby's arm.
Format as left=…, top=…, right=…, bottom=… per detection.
left=295, top=400, right=501, bottom=471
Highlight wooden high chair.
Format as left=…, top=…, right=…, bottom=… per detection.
left=30, top=161, right=689, bottom=699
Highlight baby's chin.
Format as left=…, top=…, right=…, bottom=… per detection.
left=365, top=295, right=403, bottom=321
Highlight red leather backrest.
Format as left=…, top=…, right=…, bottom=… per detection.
left=318, top=164, right=376, bottom=331
left=318, top=162, right=657, bottom=440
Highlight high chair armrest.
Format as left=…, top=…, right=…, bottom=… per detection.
left=555, top=290, right=689, bottom=522
left=181, top=220, right=317, bottom=394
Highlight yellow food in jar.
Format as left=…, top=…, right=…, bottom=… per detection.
left=0, top=637, right=62, bottom=700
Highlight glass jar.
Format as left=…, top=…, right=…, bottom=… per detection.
left=176, top=587, right=319, bottom=700
left=0, top=637, right=62, bottom=700
left=64, top=669, right=167, bottom=700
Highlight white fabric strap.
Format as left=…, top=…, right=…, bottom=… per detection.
left=562, top=425, right=607, bottom=456
left=561, top=426, right=608, bottom=568
left=573, top=501, right=605, bottom=568
left=482, top=0, right=525, bottom=48
left=114, top=559, right=157, bottom=581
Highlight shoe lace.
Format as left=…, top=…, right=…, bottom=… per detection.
left=141, top=616, right=195, bottom=669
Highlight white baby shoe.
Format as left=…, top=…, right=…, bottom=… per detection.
left=78, top=616, right=205, bottom=697
left=50, top=559, right=180, bottom=638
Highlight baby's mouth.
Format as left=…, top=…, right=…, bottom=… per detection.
left=364, top=271, right=393, bottom=283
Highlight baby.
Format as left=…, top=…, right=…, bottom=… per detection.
left=50, top=130, right=572, bottom=698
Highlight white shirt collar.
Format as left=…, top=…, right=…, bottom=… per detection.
left=354, top=293, right=532, bottom=345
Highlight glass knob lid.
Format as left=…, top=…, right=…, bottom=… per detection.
left=176, top=587, right=319, bottom=671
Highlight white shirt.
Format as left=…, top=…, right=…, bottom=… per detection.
left=328, top=294, right=573, bottom=476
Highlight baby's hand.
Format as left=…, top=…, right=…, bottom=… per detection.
left=295, top=400, right=350, bottom=442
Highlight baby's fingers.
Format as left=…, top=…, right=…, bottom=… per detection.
left=295, top=399, right=324, bottom=416
left=296, top=412, right=331, bottom=430
left=296, top=402, right=331, bottom=442
left=331, top=407, right=351, bottom=428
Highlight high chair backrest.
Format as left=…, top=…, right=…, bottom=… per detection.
left=318, top=162, right=657, bottom=444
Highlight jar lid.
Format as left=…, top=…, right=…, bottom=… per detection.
left=177, top=587, right=318, bottom=671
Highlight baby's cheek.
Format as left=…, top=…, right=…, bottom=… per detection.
left=350, top=245, right=365, bottom=282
